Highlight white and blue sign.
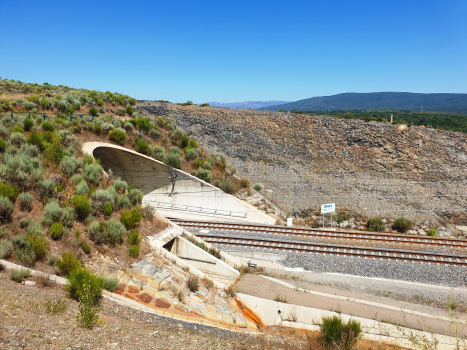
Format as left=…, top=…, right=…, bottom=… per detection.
left=321, top=203, right=335, bottom=214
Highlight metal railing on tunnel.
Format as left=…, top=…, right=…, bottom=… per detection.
left=142, top=199, right=249, bottom=218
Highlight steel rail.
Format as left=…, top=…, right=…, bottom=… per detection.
left=195, top=234, right=467, bottom=266
left=170, top=219, right=467, bottom=249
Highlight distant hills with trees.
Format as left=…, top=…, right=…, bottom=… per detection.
left=258, top=92, right=467, bottom=114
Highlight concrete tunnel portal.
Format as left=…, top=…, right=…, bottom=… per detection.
left=83, top=142, right=275, bottom=224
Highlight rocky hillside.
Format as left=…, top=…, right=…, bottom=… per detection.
left=139, top=102, right=467, bottom=224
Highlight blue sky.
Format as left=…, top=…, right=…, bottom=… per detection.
left=1, top=0, right=466, bottom=103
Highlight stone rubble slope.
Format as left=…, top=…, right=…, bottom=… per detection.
left=139, top=102, right=467, bottom=225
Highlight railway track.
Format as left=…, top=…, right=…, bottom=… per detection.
left=171, top=219, right=467, bottom=249
left=195, top=234, right=467, bottom=266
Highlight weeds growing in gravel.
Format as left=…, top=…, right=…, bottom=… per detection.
left=10, top=267, right=31, bottom=282
left=275, top=294, right=288, bottom=303
left=45, top=297, right=68, bottom=315
left=187, top=274, right=199, bottom=292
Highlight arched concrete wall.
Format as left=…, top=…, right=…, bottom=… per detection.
left=82, top=142, right=275, bottom=224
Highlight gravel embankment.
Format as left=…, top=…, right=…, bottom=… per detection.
left=192, top=228, right=467, bottom=288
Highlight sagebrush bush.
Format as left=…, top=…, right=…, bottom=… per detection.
left=320, top=316, right=362, bottom=350
left=0, top=226, right=7, bottom=239
left=61, top=207, right=75, bottom=227
left=59, top=156, right=82, bottom=176
left=185, top=148, right=199, bottom=161
left=134, top=137, right=150, bottom=155
left=253, top=183, right=262, bottom=191
left=44, top=200, right=63, bottom=225
left=27, top=220, right=42, bottom=236
left=15, top=243, right=36, bottom=266
left=149, top=129, right=161, bottom=139
left=57, top=252, right=81, bottom=276
left=141, top=205, right=155, bottom=220
left=128, top=188, right=143, bottom=206
left=116, top=195, right=132, bottom=209
left=128, top=245, right=139, bottom=258
left=0, top=125, right=9, bottom=138
left=0, top=196, right=14, bottom=222
left=87, top=221, right=103, bottom=243
left=196, top=168, right=212, bottom=183
left=164, top=153, right=181, bottom=168
left=10, top=268, right=31, bottom=283
left=169, top=146, right=181, bottom=156
left=103, top=276, right=119, bottom=292
left=76, top=180, right=89, bottom=195
left=152, top=145, right=166, bottom=161
left=114, top=178, right=128, bottom=193
left=392, top=217, right=413, bottom=233
left=72, top=195, right=91, bottom=221
left=104, top=219, right=126, bottom=245
left=367, top=218, right=385, bottom=232
left=109, top=128, right=127, bottom=145
left=10, top=132, right=26, bottom=146
left=120, top=207, right=142, bottom=229
left=70, top=174, right=84, bottom=184
left=91, top=188, right=115, bottom=211
left=65, top=267, right=103, bottom=304
left=38, top=179, right=55, bottom=198
left=18, top=192, right=34, bottom=211
left=0, top=239, right=13, bottom=259
left=84, top=163, right=103, bottom=185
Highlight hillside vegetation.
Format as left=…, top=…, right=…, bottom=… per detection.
left=260, top=92, right=467, bottom=114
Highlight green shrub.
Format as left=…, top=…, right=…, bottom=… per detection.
left=18, top=192, right=34, bottom=211
left=89, top=107, right=99, bottom=117
left=10, top=268, right=31, bottom=283
left=196, top=168, right=212, bottom=183
left=50, top=222, right=64, bottom=240
left=44, top=133, right=64, bottom=164
left=12, top=125, right=24, bottom=134
left=0, top=196, right=14, bottom=222
left=80, top=242, right=91, bottom=254
left=109, top=127, right=127, bottom=145
left=87, top=221, right=104, bottom=243
left=128, top=245, right=139, bottom=258
left=427, top=227, right=439, bottom=237
left=65, top=267, right=103, bottom=304
left=0, top=138, right=6, bottom=153
left=103, top=202, right=113, bottom=216
left=59, top=156, right=82, bottom=176
left=0, top=239, right=13, bottom=259
left=84, top=163, right=103, bottom=184
left=93, top=124, right=102, bottom=135
left=27, top=234, right=47, bottom=260
left=105, top=219, right=126, bottom=245
left=27, top=130, right=45, bottom=149
left=0, top=226, right=7, bottom=239
left=320, top=316, right=361, bottom=350
left=367, top=218, right=385, bottom=232
left=41, top=122, right=54, bottom=132
left=200, top=159, right=213, bottom=170
left=189, top=139, right=198, bottom=148
left=134, top=137, right=150, bottom=155
left=44, top=200, right=63, bottom=224
left=76, top=180, right=89, bottom=195
left=253, top=183, right=262, bottom=191
left=0, top=182, right=19, bottom=201
left=127, top=230, right=141, bottom=245
left=72, top=195, right=91, bottom=221
left=126, top=105, right=134, bottom=116
left=103, top=276, right=119, bottom=292
left=57, top=252, right=81, bottom=276
left=392, top=217, right=413, bottom=233
left=120, top=207, right=142, bottom=229
left=136, top=117, right=152, bottom=131
left=23, top=118, right=34, bottom=131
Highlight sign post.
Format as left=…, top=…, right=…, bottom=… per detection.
left=320, top=203, right=335, bottom=229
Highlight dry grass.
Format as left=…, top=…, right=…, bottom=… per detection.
left=33, top=271, right=56, bottom=288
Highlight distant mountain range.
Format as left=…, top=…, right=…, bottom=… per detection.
left=257, top=92, right=467, bottom=114
left=207, top=101, right=290, bottom=110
